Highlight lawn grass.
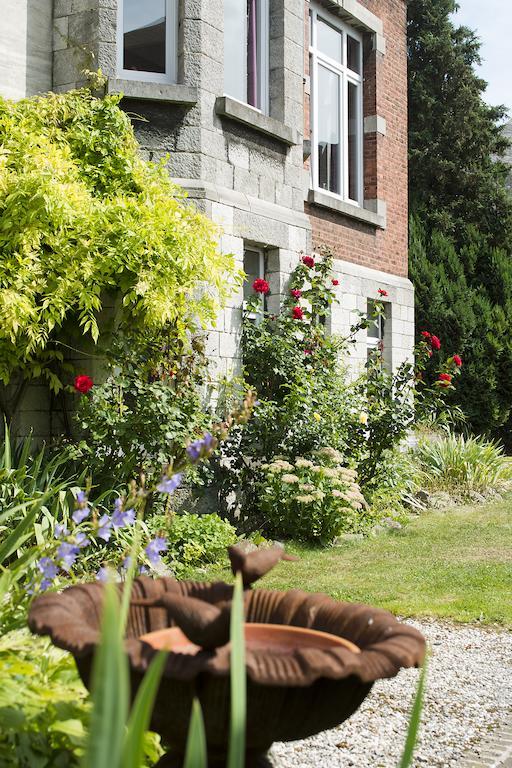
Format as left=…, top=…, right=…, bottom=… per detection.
left=247, top=498, right=512, bottom=628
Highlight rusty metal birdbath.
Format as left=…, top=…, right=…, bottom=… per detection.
left=29, top=545, right=425, bottom=767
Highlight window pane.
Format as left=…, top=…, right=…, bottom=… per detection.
left=317, top=65, right=340, bottom=194
left=225, top=0, right=247, bottom=102
left=243, top=250, right=262, bottom=303
left=367, top=300, right=385, bottom=339
left=317, top=17, right=342, bottom=63
left=347, top=35, right=361, bottom=74
left=348, top=81, right=360, bottom=202
left=124, top=0, right=166, bottom=74
left=367, top=312, right=380, bottom=340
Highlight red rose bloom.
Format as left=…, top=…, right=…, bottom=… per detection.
left=304, top=349, right=312, bottom=355
left=453, top=354, right=463, bottom=367
left=302, top=255, right=315, bottom=268
left=332, top=279, right=339, bottom=286
left=74, top=375, right=94, bottom=394
left=252, top=278, right=270, bottom=294
left=378, top=289, right=388, bottom=297
left=438, top=373, right=452, bottom=387
left=291, top=289, right=302, bottom=299
left=431, top=335, right=441, bottom=351
left=292, top=305, right=304, bottom=320
left=421, top=331, right=431, bottom=339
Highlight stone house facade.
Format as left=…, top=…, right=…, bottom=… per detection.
left=1, top=0, right=413, bottom=434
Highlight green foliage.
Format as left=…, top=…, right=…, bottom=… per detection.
left=213, top=252, right=459, bottom=528
left=408, top=0, right=512, bottom=246
left=410, top=218, right=512, bottom=438
left=408, top=2, right=512, bottom=441
left=412, top=433, right=512, bottom=494
left=0, top=631, right=89, bottom=767
left=228, top=572, right=246, bottom=768
left=256, top=450, right=370, bottom=543
left=0, top=88, right=238, bottom=400
left=183, top=700, right=207, bottom=768
left=82, top=580, right=164, bottom=768
left=241, top=253, right=360, bottom=461
left=149, top=512, right=237, bottom=577
left=0, top=429, right=90, bottom=632
left=362, top=448, right=421, bottom=519
left=75, top=327, right=211, bottom=481
left=399, top=660, right=427, bottom=768
left=0, top=424, right=80, bottom=511
left=0, top=630, right=161, bottom=768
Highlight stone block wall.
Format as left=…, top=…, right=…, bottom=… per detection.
left=0, top=0, right=53, bottom=100
left=329, top=260, right=414, bottom=375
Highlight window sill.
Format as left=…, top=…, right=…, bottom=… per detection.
left=107, top=79, right=198, bottom=106
left=215, top=96, right=300, bottom=147
left=308, top=189, right=387, bottom=229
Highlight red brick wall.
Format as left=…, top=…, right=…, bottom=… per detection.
left=304, top=0, right=408, bottom=277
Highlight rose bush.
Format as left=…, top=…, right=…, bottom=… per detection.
left=211, top=249, right=463, bottom=528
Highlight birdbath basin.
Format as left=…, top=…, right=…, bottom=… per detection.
left=29, top=545, right=425, bottom=767
left=141, top=623, right=361, bottom=656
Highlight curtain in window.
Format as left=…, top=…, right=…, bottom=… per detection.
left=247, top=0, right=258, bottom=108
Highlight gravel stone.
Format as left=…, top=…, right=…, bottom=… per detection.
left=270, top=619, right=512, bottom=767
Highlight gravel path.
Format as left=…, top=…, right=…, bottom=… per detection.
left=270, top=620, right=512, bottom=768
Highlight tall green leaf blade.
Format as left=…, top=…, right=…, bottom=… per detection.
left=0, top=570, right=11, bottom=604
left=227, top=572, right=246, bottom=768
left=82, top=580, right=129, bottom=768
left=399, top=657, right=428, bottom=768
left=0, top=481, right=69, bottom=526
left=122, top=651, right=168, bottom=768
left=183, top=699, right=208, bottom=768
left=0, top=505, right=39, bottom=565
left=18, top=434, right=33, bottom=473
left=3, top=421, right=11, bottom=471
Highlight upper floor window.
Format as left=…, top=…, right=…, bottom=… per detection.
left=118, top=0, right=178, bottom=83
left=224, top=0, right=270, bottom=114
left=309, top=4, right=363, bottom=205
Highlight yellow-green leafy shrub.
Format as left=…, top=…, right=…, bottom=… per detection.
left=0, top=88, right=238, bottom=391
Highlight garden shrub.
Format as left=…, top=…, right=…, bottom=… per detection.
left=74, top=326, right=211, bottom=481
left=211, top=250, right=462, bottom=528
left=412, top=433, right=512, bottom=494
left=0, top=426, right=81, bottom=512
left=410, top=218, right=512, bottom=443
left=0, top=87, right=238, bottom=413
left=0, top=630, right=162, bottom=767
left=256, top=449, right=370, bottom=543
left=148, top=513, right=237, bottom=577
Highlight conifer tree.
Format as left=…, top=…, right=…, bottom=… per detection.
left=408, top=0, right=512, bottom=441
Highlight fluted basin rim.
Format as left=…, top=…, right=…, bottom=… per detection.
left=28, top=578, right=426, bottom=688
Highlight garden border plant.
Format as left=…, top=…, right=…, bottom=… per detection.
left=211, top=249, right=463, bottom=541
left=0, top=86, right=240, bottom=423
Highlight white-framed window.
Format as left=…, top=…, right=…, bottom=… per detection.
left=117, top=0, right=178, bottom=84
left=309, top=3, right=364, bottom=205
left=243, top=247, right=266, bottom=320
left=224, top=0, right=270, bottom=114
left=367, top=299, right=387, bottom=362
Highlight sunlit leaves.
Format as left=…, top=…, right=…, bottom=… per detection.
left=0, top=89, right=239, bottom=388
